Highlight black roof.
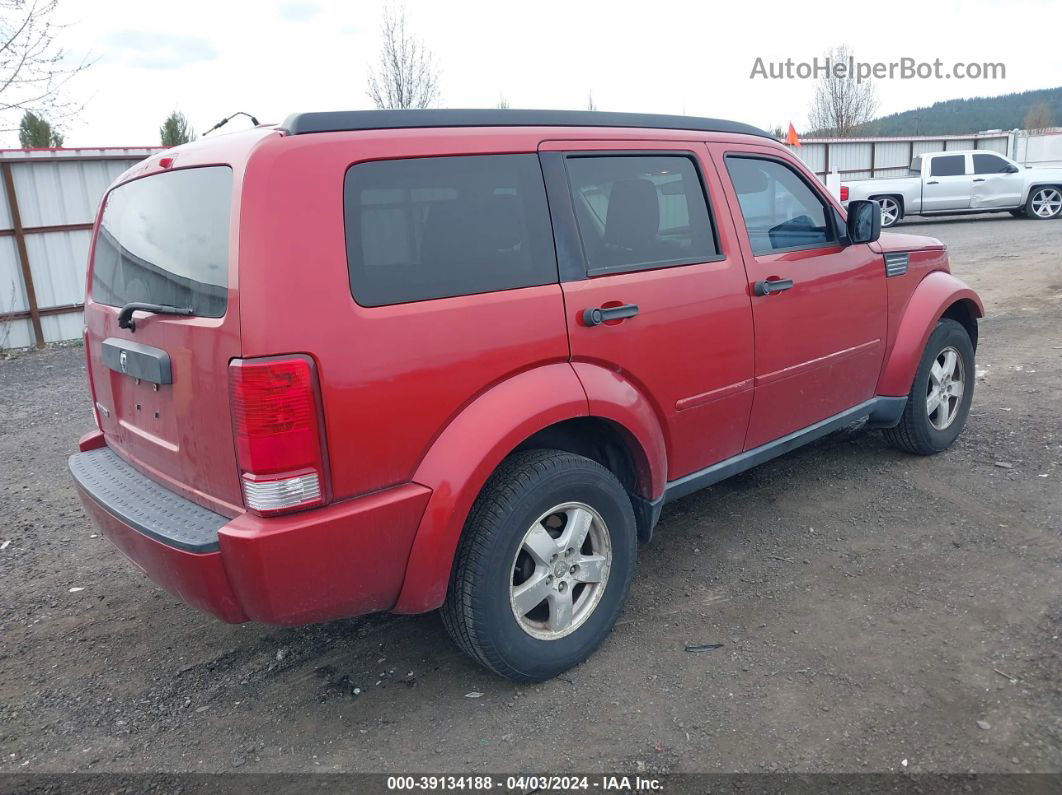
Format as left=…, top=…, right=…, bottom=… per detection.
left=280, top=109, right=771, bottom=139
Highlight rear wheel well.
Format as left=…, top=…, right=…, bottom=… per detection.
left=512, top=417, right=658, bottom=542
left=941, top=299, right=979, bottom=350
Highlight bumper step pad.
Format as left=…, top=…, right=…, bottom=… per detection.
left=69, top=447, right=227, bottom=552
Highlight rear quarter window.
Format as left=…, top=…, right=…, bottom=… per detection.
left=343, top=154, right=557, bottom=307
left=91, top=166, right=232, bottom=318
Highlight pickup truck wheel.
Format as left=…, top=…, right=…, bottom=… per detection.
left=874, top=196, right=902, bottom=228
left=883, top=319, right=975, bottom=455
left=441, top=449, right=637, bottom=682
left=1026, top=186, right=1062, bottom=219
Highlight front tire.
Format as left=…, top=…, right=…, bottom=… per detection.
left=1025, top=186, right=1062, bottom=219
left=883, top=318, right=975, bottom=455
left=441, top=449, right=637, bottom=682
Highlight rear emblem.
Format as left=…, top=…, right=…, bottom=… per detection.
left=119, top=350, right=128, bottom=373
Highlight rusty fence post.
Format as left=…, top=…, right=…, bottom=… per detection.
left=1, top=160, right=45, bottom=348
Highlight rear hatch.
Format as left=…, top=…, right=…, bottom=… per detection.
left=84, top=164, right=243, bottom=515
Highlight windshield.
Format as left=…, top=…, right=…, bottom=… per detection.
left=91, top=166, right=233, bottom=318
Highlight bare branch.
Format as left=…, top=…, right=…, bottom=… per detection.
left=366, top=3, right=439, bottom=110
left=1023, top=102, right=1054, bottom=135
left=0, top=0, right=94, bottom=134
left=808, top=45, right=878, bottom=137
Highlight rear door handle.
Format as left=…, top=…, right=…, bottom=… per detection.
left=753, top=278, right=794, bottom=296
left=583, top=304, right=639, bottom=326
left=973, top=178, right=986, bottom=182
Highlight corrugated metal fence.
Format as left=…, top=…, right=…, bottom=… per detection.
left=786, top=131, right=1014, bottom=183
left=1012, top=129, right=1062, bottom=168
left=0, top=147, right=162, bottom=350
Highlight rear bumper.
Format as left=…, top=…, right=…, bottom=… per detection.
left=69, top=440, right=432, bottom=625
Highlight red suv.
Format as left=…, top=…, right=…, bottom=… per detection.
left=70, top=110, right=983, bottom=681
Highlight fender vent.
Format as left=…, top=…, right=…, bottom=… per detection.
left=884, top=252, right=909, bottom=277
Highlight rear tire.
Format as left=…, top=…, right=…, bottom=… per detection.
left=873, top=195, right=903, bottom=228
left=1025, top=186, right=1062, bottom=219
left=883, top=319, right=975, bottom=455
left=441, top=449, right=637, bottom=682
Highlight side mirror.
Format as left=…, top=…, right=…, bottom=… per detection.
left=1005, top=164, right=1020, bottom=173
left=846, top=199, right=881, bottom=244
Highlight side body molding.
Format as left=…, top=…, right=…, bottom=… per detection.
left=393, top=364, right=589, bottom=613
left=876, top=270, right=984, bottom=397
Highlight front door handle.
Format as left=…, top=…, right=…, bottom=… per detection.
left=927, top=180, right=940, bottom=185
left=973, top=178, right=986, bottom=182
left=753, top=278, right=794, bottom=297
left=583, top=304, right=639, bottom=326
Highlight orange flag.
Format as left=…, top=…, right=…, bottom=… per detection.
left=785, top=122, right=801, bottom=147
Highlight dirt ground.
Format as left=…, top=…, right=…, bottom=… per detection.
left=1, top=213, right=1060, bottom=775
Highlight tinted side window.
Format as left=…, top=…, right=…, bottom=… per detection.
left=930, top=155, right=966, bottom=177
left=344, top=154, right=556, bottom=307
left=973, top=153, right=1011, bottom=174
left=563, top=155, right=717, bottom=275
left=908, top=156, right=922, bottom=176
left=725, top=156, right=835, bottom=255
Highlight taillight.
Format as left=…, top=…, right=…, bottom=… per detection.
left=229, top=355, right=330, bottom=516
left=840, top=185, right=849, bottom=202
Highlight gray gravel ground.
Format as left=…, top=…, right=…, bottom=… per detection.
left=0, top=213, right=1059, bottom=775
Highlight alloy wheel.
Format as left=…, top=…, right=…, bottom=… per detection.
left=1030, top=188, right=1062, bottom=219
left=927, top=346, right=965, bottom=430
left=877, top=197, right=900, bottom=227
left=509, top=502, right=612, bottom=640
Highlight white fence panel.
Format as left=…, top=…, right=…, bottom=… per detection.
left=1015, top=131, right=1062, bottom=167
left=0, top=147, right=162, bottom=349
left=911, top=140, right=946, bottom=157
left=976, top=137, right=1009, bottom=155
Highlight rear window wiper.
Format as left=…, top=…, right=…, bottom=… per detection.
left=117, top=302, right=195, bottom=332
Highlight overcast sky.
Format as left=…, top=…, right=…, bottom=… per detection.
left=39, top=0, right=1062, bottom=147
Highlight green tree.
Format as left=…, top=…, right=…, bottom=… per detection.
left=18, top=111, right=63, bottom=147
left=160, top=111, right=196, bottom=146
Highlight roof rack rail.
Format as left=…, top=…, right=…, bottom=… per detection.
left=280, top=109, right=772, bottom=139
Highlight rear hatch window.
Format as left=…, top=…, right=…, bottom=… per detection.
left=91, top=166, right=232, bottom=317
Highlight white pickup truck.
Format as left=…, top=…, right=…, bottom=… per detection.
left=841, top=150, right=1062, bottom=227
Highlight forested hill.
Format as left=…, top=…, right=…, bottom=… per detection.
left=864, top=86, right=1061, bottom=136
